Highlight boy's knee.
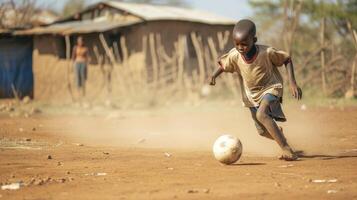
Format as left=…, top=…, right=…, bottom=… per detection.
left=256, top=109, right=270, bottom=123
left=257, top=129, right=268, bottom=137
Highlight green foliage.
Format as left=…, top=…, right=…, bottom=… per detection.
left=62, top=0, right=85, bottom=18
left=248, top=0, right=357, bottom=98
left=249, top=0, right=282, bottom=15
left=302, top=0, right=357, bottom=34
left=249, top=0, right=357, bottom=33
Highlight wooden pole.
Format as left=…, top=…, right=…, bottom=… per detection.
left=99, top=33, right=116, bottom=65
left=113, top=42, right=121, bottom=63
left=320, top=18, right=327, bottom=96
left=176, top=35, right=185, bottom=87
left=119, top=36, right=134, bottom=96
left=282, top=0, right=289, bottom=52
left=217, top=31, right=230, bottom=51
left=346, top=21, right=357, bottom=98
left=149, top=33, right=158, bottom=87
left=65, top=35, right=75, bottom=102
left=351, top=56, right=356, bottom=94
left=190, top=32, right=205, bottom=85
left=287, top=0, right=302, bottom=56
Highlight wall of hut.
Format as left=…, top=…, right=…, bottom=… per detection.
left=32, top=21, right=234, bottom=103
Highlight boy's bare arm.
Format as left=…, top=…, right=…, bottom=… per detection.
left=85, top=47, right=91, bottom=64
left=285, top=59, right=302, bottom=100
left=209, top=67, right=224, bottom=85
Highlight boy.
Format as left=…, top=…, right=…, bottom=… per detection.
left=210, top=19, right=302, bottom=161
left=72, top=36, right=89, bottom=97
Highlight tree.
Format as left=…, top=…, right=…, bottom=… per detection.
left=302, top=0, right=357, bottom=36
left=248, top=0, right=357, bottom=97
left=62, top=0, right=85, bottom=18
left=0, top=0, right=38, bottom=28
left=249, top=0, right=357, bottom=36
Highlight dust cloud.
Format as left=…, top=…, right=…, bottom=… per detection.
left=45, top=102, right=329, bottom=157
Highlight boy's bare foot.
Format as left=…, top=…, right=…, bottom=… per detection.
left=279, top=146, right=298, bottom=161
left=294, top=150, right=305, bottom=157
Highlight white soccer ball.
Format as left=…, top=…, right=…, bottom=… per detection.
left=213, top=134, right=242, bottom=165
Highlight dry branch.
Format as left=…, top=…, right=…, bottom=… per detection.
left=320, top=18, right=327, bottom=95
left=190, top=32, right=206, bottom=85
left=65, top=35, right=74, bottom=102
left=99, top=33, right=116, bottom=65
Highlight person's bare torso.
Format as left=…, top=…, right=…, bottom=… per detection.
left=75, top=46, right=88, bottom=63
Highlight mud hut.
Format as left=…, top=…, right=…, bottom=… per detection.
left=0, top=30, right=33, bottom=98
left=16, top=1, right=236, bottom=102
left=0, top=9, right=57, bottom=99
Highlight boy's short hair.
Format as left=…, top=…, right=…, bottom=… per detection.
left=233, top=19, right=256, bottom=37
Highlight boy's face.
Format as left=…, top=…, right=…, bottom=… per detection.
left=77, top=37, right=84, bottom=46
left=233, top=32, right=255, bottom=54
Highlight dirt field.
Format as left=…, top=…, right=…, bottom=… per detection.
left=1, top=101, right=357, bottom=199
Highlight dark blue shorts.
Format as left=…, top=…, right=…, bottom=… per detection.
left=249, top=94, right=286, bottom=135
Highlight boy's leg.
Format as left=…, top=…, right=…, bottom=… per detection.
left=75, top=63, right=81, bottom=89
left=83, top=64, right=87, bottom=96
left=256, top=98, right=297, bottom=161
left=249, top=108, right=274, bottom=140
left=79, top=63, right=86, bottom=97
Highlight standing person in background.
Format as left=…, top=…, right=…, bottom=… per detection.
left=72, top=36, right=89, bottom=97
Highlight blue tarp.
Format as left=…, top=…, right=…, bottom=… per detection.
left=0, top=37, right=33, bottom=98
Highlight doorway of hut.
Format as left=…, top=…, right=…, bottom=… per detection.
left=0, top=36, right=34, bottom=99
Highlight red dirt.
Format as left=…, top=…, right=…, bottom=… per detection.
left=1, top=103, right=357, bottom=199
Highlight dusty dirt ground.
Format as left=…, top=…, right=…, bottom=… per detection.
left=1, top=101, right=357, bottom=199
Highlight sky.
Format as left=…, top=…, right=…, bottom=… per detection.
left=188, top=0, right=252, bottom=20
left=37, top=0, right=252, bottom=20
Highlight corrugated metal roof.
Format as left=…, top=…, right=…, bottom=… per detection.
left=63, top=19, right=141, bottom=34
left=104, top=1, right=235, bottom=25
left=15, top=19, right=142, bottom=35
left=14, top=1, right=235, bottom=35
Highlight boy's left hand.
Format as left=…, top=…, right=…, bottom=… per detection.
left=290, top=83, right=302, bottom=100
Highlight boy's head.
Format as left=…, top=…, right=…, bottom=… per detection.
left=77, top=36, right=84, bottom=46
left=233, top=19, right=257, bottom=54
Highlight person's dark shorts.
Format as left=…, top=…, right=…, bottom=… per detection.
left=74, top=62, right=87, bottom=88
left=249, top=94, right=286, bottom=136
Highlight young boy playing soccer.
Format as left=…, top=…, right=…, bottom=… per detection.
left=210, top=19, right=302, bottom=161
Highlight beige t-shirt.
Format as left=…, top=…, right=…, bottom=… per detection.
left=219, top=45, right=290, bottom=107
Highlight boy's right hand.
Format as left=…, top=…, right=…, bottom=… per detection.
left=209, top=76, right=216, bottom=86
